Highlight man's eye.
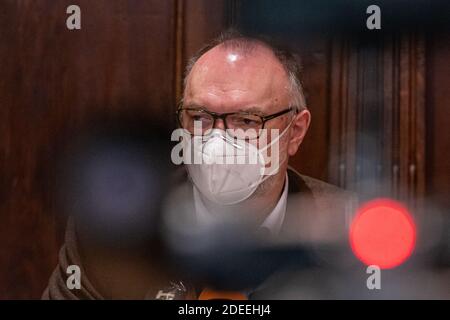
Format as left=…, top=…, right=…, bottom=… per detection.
left=235, top=117, right=259, bottom=125
left=243, top=118, right=257, bottom=124
left=189, top=113, right=210, bottom=121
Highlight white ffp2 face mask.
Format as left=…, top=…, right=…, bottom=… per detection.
left=183, top=121, right=293, bottom=205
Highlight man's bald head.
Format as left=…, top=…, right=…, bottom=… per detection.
left=183, top=31, right=306, bottom=111
left=184, top=42, right=292, bottom=115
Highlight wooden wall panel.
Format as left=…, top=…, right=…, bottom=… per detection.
left=0, top=0, right=178, bottom=299
left=328, top=33, right=426, bottom=205
left=426, top=33, right=450, bottom=210
left=288, top=37, right=331, bottom=181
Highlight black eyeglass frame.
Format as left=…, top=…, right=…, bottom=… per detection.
left=176, top=105, right=296, bottom=139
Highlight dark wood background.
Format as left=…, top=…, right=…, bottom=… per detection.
left=0, top=0, right=448, bottom=299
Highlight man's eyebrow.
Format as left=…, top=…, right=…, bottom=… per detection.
left=237, top=106, right=264, bottom=114
left=182, top=103, right=204, bottom=110
left=182, top=103, right=264, bottom=114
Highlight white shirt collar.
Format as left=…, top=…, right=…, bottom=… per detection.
left=192, top=173, right=289, bottom=235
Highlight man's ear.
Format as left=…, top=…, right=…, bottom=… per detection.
left=287, top=109, right=311, bottom=156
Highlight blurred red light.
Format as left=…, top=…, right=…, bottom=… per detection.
left=349, top=199, right=416, bottom=269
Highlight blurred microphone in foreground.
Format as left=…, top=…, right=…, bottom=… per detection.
left=162, top=194, right=449, bottom=299
left=43, top=111, right=175, bottom=299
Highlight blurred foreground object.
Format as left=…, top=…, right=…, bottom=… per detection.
left=163, top=187, right=449, bottom=299
left=54, top=113, right=172, bottom=245
left=44, top=112, right=175, bottom=299
left=350, top=199, right=416, bottom=269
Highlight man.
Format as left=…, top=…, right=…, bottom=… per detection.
left=168, top=31, right=356, bottom=240
left=43, top=31, right=356, bottom=299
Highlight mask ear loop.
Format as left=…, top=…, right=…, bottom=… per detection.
left=228, top=116, right=295, bottom=196
left=257, top=116, right=295, bottom=178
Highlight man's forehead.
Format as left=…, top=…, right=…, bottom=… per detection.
left=199, top=41, right=277, bottom=62
left=191, top=44, right=284, bottom=78
left=184, top=44, right=290, bottom=109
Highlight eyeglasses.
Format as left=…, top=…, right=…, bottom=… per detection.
left=177, top=105, right=295, bottom=140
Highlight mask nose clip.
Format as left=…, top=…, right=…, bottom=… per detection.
left=202, top=130, right=244, bottom=151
